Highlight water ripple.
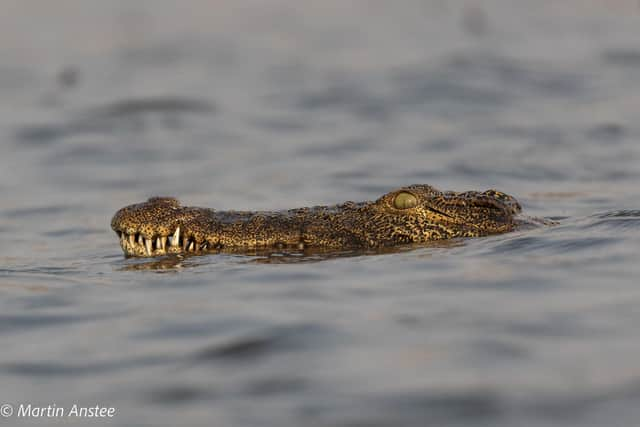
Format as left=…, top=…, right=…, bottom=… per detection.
left=0, top=312, right=126, bottom=334
left=193, top=324, right=344, bottom=363
left=1, top=356, right=172, bottom=377
left=15, top=96, right=215, bottom=145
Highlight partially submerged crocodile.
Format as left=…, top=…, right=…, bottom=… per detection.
left=111, top=184, right=523, bottom=257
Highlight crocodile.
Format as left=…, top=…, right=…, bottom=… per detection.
left=111, top=184, right=523, bottom=257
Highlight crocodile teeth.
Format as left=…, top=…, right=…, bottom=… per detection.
left=144, top=238, right=152, bottom=255
left=188, top=241, right=194, bottom=251
left=183, top=238, right=189, bottom=250
left=171, top=227, right=180, bottom=247
left=138, top=234, right=143, bottom=244
left=129, top=234, right=135, bottom=246
left=201, top=243, right=208, bottom=250
left=158, top=237, right=166, bottom=250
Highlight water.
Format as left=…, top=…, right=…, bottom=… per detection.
left=1, top=1, right=640, bottom=426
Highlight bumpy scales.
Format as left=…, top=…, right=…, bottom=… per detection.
left=111, top=184, right=522, bottom=257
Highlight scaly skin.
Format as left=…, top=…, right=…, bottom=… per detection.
left=111, top=184, right=522, bottom=257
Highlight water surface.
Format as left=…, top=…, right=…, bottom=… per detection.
left=1, top=1, right=640, bottom=426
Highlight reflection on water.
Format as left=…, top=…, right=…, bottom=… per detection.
left=117, top=240, right=465, bottom=271
left=2, top=1, right=640, bottom=426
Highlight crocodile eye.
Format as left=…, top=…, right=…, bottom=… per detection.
left=393, top=192, right=418, bottom=209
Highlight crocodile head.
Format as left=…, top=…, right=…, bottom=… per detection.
left=111, top=185, right=522, bottom=257
left=355, top=184, right=522, bottom=245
